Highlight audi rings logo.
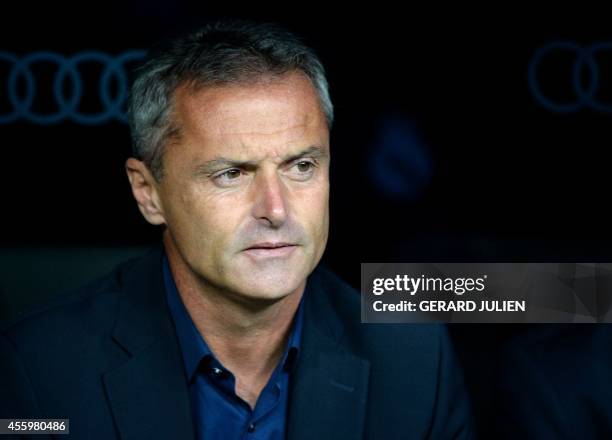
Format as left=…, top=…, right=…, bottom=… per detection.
left=529, top=41, right=612, bottom=113
left=0, top=50, right=146, bottom=125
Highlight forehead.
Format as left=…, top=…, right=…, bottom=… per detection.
left=170, top=71, right=328, bottom=158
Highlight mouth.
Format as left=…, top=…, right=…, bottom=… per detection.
left=243, top=242, right=299, bottom=259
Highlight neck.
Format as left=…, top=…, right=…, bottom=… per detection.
left=162, top=233, right=304, bottom=384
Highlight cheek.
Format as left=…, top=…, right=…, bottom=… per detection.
left=296, top=182, right=329, bottom=237
left=165, top=186, right=240, bottom=256
left=198, top=208, right=234, bottom=247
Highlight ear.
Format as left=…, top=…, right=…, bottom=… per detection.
left=125, top=158, right=167, bottom=225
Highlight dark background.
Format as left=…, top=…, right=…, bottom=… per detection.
left=1, top=3, right=611, bottom=437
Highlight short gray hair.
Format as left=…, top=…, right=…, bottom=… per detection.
left=127, top=19, right=334, bottom=181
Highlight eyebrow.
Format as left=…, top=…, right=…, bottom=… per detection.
left=193, top=145, right=329, bottom=175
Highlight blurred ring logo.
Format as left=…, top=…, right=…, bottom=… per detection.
left=528, top=41, right=612, bottom=113
left=0, top=50, right=146, bottom=125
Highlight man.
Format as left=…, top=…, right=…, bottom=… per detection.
left=1, top=20, right=473, bottom=439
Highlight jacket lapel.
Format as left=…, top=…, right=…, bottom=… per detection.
left=287, top=268, right=370, bottom=440
left=102, top=246, right=195, bottom=440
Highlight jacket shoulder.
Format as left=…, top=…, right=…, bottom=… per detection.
left=0, top=252, right=144, bottom=343
left=312, top=264, right=448, bottom=350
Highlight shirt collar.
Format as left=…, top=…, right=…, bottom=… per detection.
left=163, top=252, right=305, bottom=382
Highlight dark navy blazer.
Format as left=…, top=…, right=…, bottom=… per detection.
left=1, top=244, right=473, bottom=439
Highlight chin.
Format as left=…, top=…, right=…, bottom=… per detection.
left=230, top=265, right=307, bottom=302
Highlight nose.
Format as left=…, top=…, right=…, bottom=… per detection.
left=251, top=169, right=288, bottom=228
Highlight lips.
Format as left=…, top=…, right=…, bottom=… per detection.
left=245, top=242, right=295, bottom=250
left=243, top=242, right=298, bottom=259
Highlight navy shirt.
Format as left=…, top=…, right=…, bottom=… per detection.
left=163, top=254, right=305, bottom=440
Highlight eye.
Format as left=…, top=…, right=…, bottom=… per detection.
left=296, top=161, right=314, bottom=172
left=213, top=168, right=243, bottom=186
left=287, top=160, right=316, bottom=181
left=221, top=169, right=241, bottom=179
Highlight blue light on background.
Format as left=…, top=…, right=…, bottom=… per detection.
left=368, top=115, right=433, bottom=201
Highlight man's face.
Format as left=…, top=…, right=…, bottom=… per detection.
left=155, top=71, right=330, bottom=302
